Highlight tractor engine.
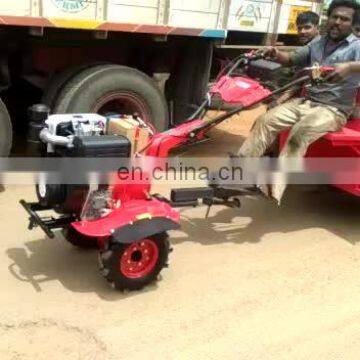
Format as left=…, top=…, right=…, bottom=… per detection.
left=27, top=104, right=133, bottom=219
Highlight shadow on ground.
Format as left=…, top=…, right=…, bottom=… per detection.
left=174, top=186, right=360, bottom=246
left=5, top=186, right=360, bottom=299
left=6, top=235, right=162, bottom=301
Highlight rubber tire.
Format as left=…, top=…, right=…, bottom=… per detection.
left=0, top=98, right=12, bottom=156
left=53, top=65, right=169, bottom=131
left=35, top=183, right=66, bottom=207
left=62, top=225, right=98, bottom=249
left=167, top=40, right=213, bottom=124
left=42, top=62, right=109, bottom=111
left=99, top=232, right=170, bottom=291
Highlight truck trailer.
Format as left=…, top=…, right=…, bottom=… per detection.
left=0, top=0, right=324, bottom=156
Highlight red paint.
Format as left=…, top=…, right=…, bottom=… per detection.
left=72, top=198, right=180, bottom=237
left=145, top=119, right=206, bottom=157
left=120, top=239, right=159, bottom=279
left=279, top=121, right=360, bottom=197
left=210, top=76, right=272, bottom=107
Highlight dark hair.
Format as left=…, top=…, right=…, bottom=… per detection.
left=327, top=0, right=360, bottom=22
left=296, top=11, right=320, bottom=26
left=353, top=9, right=360, bottom=25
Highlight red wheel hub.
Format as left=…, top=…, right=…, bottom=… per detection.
left=120, top=239, right=159, bottom=279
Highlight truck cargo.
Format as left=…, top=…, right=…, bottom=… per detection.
left=0, top=0, right=324, bottom=156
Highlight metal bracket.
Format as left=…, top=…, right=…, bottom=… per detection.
left=93, top=30, right=108, bottom=40
left=29, top=27, right=44, bottom=37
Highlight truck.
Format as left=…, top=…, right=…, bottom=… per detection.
left=0, top=0, right=324, bottom=156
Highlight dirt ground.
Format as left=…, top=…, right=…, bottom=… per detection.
left=1, top=107, right=360, bottom=359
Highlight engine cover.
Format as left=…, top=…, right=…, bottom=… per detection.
left=210, top=76, right=272, bottom=107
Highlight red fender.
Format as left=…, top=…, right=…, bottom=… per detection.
left=71, top=198, right=180, bottom=238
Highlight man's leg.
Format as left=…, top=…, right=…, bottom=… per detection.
left=280, top=103, right=346, bottom=157
left=271, top=103, right=347, bottom=203
left=237, top=98, right=303, bottom=157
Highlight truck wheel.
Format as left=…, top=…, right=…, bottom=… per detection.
left=0, top=98, right=12, bottom=156
left=166, top=40, right=213, bottom=124
left=99, top=232, right=171, bottom=291
left=62, top=225, right=98, bottom=249
left=53, top=65, right=168, bottom=131
left=42, top=62, right=109, bottom=111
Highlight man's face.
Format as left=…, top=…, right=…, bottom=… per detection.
left=353, top=24, right=360, bottom=37
left=327, top=6, right=354, bottom=41
left=297, top=22, right=319, bottom=44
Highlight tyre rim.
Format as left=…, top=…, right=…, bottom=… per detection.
left=92, top=91, right=156, bottom=133
left=120, top=239, right=159, bottom=279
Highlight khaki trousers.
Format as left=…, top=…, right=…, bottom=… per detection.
left=237, top=98, right=347, bottom=203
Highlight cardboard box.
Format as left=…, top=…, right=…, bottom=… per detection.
left=107, top=116, right=150, bottom=155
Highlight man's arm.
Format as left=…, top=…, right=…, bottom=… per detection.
left=265, top=47, right=292, bottom=65
left=325, top=62, right=360, bottom=82
left=265, top=45, right=311, bottom=67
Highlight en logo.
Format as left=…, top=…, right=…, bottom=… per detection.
left=51, top=0, right=91, bottom=13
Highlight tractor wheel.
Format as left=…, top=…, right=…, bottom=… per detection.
left=99, top=232, right=171, bottom=291
left=62, top=225, right=98, bottom=249
left=53, top=64, right=168, bottom=131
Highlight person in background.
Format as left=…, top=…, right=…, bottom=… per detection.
left=268, top=11, right=321, bottom=110
left=296, top=11, right=321, bottom=45
left=352, top=9, right=360, bottom=37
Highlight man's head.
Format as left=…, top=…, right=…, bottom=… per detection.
left=296, top=11, right=320, bottom=45
left=327, top=0, right=360, bottom=41
left=352, top=9, right=360, bottom=37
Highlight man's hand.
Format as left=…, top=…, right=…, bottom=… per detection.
left=263, top=47, right=278, bottom=60
left=261, top=46, right=291, bottom=66
left=324, top=63, right=352, bottom=82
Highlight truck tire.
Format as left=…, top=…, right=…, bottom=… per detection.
left=42, top=62, right=109, bottom=111
left=53, top=65, right=169, bottom=131
left=99, top=232, right=171, bottom=291
left=0, top=98, right=12, bottom=156
left=167, top=40, right=213, bottom=124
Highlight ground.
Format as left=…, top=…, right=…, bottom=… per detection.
left=1, top=107, right=360, bottom=359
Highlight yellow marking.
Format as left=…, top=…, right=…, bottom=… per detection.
left=50, top=18, right=102, bottom=30
left=287, top=6, right=311, bottom=34
left=136, top=213, right=152, bottom=221
left=240, top=20, right=254, bottom=27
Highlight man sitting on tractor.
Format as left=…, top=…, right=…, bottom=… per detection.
left=237, top=0, right=360, bottom=204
